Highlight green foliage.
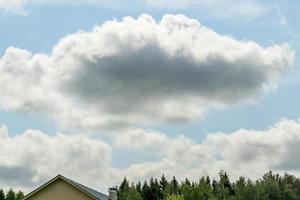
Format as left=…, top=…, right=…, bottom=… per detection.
left=160, top=174, right=168, bottom=199
left=15, top=191, right=24, bottom=200
left=168, top=176, right=179, bottom=195
left=118, top=178, right=142, bottom=200
left=166, top=194, right=184, bottom=200
left=5, top=189, right=15, bottom=200
left=117, top=171, right=300, bottom=200
left=136, top=181, right=142, bottom=194
left=0, top=189, right=5, bottom=200
left=141, top=181, right=151, bottom=200
left=124, top=184, right=142, bottom=200
left=2, top=171, right=300, bottom=200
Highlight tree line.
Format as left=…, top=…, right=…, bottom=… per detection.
left=0, top=189, right=24, bottom=200
left=117, top=171, right=300, bottom=200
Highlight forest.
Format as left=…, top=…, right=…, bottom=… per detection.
left=117, top=171, right=300, bottom=200
left=1, top=171, right=300, bottom=200
left=0, top=189, right=24, bottom=200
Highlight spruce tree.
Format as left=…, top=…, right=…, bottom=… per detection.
left=124, top=184, right=142, bottom=200
left=118, top=177, right=130, bottom=200
left=142, top=181, right=150, bottom=200
left=15, top=191, right=24, bottom=200
left=0, top=189, right=5, bottom=200
left=5, top=189, right=15, bottom=200
left=159, top=174, right=168, bottom=199
left=170, top=176, right=179, bottom=195
left=136, top=181, right=142, bottom=194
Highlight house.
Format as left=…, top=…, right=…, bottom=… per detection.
left=22, top=175, right=117, bottom=200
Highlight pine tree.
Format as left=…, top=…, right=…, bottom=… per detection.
left=179, top=179, right=192, bottom=200
left=136, top=181, right=142, bottom=194
left=235, top=176, right=247, bottom=200
left=159, top=174, right=168, bottom=199
left=124, top=184, right=142, bottom=200
left=198, top=176, right=213, bottom=200
left=0, top=189, right=5, bottom=200
left=118, top=177, right=130, bottom=200
left=217, top=170, right=235, bottom=199
left=142, top=181, right=151, bottom=200
left=15, top=191, right=24, bottom=200
left=149, top=178, right=160, bottom=200
left=5, top=189, right=16, bottom=200
left=184, top=178, right=191, bottom=186
left=206, top=176, right=211, bottom=185
left=116, top=171, right=300, bottom=200
left=170, top=176, right=179, bottom=195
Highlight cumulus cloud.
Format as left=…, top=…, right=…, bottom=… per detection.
left=0, top=127, right=112, bottom=191
left=2, top=119, right=300, bottom=192
left=0, top=14, right=294, bottom=131
left=112, top=119, right=300, bottom=181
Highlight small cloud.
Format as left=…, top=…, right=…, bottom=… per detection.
left=143, top=0, right=268, bottom=20
left=278, top=12, right=288, bottom=27
left=1, top=0, right=268, bottom=20
left=0, top=0, right=27, bottom=15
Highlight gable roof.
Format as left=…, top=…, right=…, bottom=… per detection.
left=23, top=175, right=108, bottom=200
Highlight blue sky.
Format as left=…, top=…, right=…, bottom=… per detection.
left=1, top=0, right=299, bottom=136
left=1, top=0, right=300, bottom=193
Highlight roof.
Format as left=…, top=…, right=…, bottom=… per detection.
left=23, top=175, right=108, bottom=200
left=62, top=176, right=108, bottom=200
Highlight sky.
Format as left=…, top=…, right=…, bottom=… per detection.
left=0, top=0, right=300, bottom=194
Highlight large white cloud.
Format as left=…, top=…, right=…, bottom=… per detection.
left=0, top=14, right=294, bottom=131
left=2, top=119, right=300, bottom=192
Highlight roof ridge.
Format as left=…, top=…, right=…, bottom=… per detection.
left=22, top=175, right=108, bottom=200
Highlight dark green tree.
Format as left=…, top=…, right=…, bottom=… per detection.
left=148, top=177, right=160, bottom=200
left=0, top=189, right=5, bottom=200
left=169, top=176, right=179, bottom=195
left=212, top=179, right=218, bottom=197
left=259, top=171, right=282, bottom=200
left=136, top=181, right=142, bottom=194
left=235, top=176, right=247, bottom=200
left=159, top=174, right=168, bottom=199
left=198, top=176, right=213, bottom=200
left=179, top=179, right=191, bottom=200
left=215, top=170, right=234, bottom=199
left=5, top=189, right=15, bottom=200
left=123, top=184, right=142, bottom=200
left=142, top=181, right=151, bottom=200
left=15, top=191, right=24, bottom=200
left=118, top=177, right=130, bottom=200
left=206, top=176, right=211, bottom=185
left=116, top=171, right=300, bottom=200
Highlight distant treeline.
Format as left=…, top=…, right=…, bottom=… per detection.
left=117, top=171, right=300, bottom=200
left=0, top=189, right=24, bottom=200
